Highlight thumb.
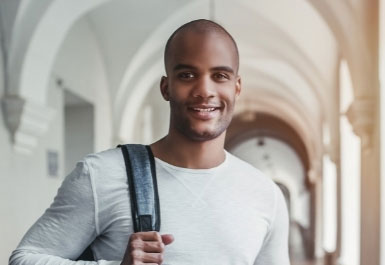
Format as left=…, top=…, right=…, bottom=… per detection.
left=161, top=234, right=175, bottom=245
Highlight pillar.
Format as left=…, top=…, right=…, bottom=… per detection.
left=346, top=97, right=380, bottom=265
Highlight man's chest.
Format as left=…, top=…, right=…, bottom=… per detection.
left=157, top=176, right=271, bottom=265
left=97, top=167, right=273, bottom=264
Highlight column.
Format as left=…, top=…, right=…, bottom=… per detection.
left=346, top=97, right=379, bottom=265
left=338, top=60, right=361, bottom=265
left=380, top=0, right=385, bottom=264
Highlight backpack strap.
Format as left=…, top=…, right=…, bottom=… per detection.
left=77, top=144, right=160, bottom=261
left=120, top=144, right=161, bottom=232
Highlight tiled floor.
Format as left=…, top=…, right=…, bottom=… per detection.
left=292, top=258, right=324, bottom=265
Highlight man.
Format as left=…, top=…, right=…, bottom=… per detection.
left=10, top=19, right=290, bottom=265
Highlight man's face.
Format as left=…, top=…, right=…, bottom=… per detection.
left=161, top=31, right=241, bottom=142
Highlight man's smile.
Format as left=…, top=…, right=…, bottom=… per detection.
left=187, top=104, right=222, bottom=120
left=192, top=107, right=216, bottom=112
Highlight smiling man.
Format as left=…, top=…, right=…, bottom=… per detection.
left=10, top=19, right=290, bottom=265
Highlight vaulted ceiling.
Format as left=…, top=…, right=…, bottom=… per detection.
left=2, top=0, right=342, bottom=156
left=83, top=0, right=338, bottom=158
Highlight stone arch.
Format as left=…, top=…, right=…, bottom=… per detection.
left=235, top=67, right=323, bottom=166
left=234, top=0, right=330, bottom=117
left=306, top=0, right=375, bottom=100
left=241, top=59, right=321, bottom=123
left=226, top=112, right=317, bottom=258
left=2, top=0, right=111, bottom=153
left=9, top=0, right=110, bottom=103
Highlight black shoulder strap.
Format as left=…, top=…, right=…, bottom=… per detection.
left=120, top=144, right=161, bottom=232
left=77, top=144, right=161, bottom=261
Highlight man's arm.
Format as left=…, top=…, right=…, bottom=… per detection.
left=253, top=184, right=290, bottom=265
left=9, top=160, right=120, bottom=265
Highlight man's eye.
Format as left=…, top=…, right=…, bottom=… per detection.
left=214, top=73, right=229, bottom=80
left=178, top=72, right=195, bottom=79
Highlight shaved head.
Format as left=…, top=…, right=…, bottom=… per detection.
left=164, top=19, right=239, bottom=74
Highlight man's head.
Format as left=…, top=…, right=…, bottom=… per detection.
left=164, top=19, right=239, bottom=75
left=161, top=19, right=241, bottom=142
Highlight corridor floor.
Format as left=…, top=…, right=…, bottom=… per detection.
left=293, top=258, right=324, bottom=265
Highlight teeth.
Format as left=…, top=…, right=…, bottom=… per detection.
left=193, top=108, right=216, bottom=112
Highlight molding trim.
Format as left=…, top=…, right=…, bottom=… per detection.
left=1, top=94, right=54, bottom=154
left=345, top=97, right=374, bottom=150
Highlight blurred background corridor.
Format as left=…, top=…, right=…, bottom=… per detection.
left=1, top=0, right=385, bottom=264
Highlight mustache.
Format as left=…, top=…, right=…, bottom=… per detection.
left=185, top=99, right=222, bottom=106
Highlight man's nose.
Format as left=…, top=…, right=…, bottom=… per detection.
left=192, top=76, right=215, bottom=98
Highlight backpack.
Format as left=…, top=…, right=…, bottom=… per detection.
left=77, top=144, right=161, bottom=261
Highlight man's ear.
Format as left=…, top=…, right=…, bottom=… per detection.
left=235, top=75, right=241, bottom=99
left=160, top=76, right=170, bottom=101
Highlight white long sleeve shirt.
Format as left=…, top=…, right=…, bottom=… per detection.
left=9, top=148, right=290, bottom=265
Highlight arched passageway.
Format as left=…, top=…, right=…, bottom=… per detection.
left=226, top=112, right=318, bottom=264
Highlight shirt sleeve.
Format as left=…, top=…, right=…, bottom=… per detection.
left=253, top=184, right=291, bottom=265
left=9, top=160, right=121, bottom=265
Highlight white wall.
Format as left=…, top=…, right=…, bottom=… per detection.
left=64, top=101, right=94, bottom=175
left=0, top=77, right=66, bottom=264
left=132, top=82, right=170, bottom=144
left=0, top=16, right=112, bottom=264
left=0, top=0, right=22, bottom=49
left=53, top=17, right=112, bottom=152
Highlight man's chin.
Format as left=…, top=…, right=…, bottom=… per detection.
left=185, top=129, right=225, bottom=142
left=174, top=119, right=228, bottom=142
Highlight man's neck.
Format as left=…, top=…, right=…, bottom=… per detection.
left=150, top=131, right=226, bottom=169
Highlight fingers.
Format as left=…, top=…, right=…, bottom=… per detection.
left=122, top=231, right=174, bottom=265
left=161, top=234, right=175, bottom=245
left=131, top=234, right=169, bottom=252
left=142, top=241, right=165, bottom=253
left=132, top=231, right=162, bottom=241
left=141, top=252, right=164, bottom=264
left=131, top=249, right=164, bottom=263
left=129, top=240, right=163, bottom=253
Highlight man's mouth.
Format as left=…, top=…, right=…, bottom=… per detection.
left=191, top=107, right=217, bottom=112
left=188, top=104, right=221, bottom=111
left=187, top=105, right=221, bottom=120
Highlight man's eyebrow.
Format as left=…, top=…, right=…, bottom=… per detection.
left=173, top=64, right=197, bottom=71
left=211, top=66, right=235, bottom=74
left=173, top=64, right=235, bottom=74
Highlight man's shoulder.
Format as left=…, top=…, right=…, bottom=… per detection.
left=83, top=147, right=123, bottom=167
left=79, top=147, right=126, bottom=182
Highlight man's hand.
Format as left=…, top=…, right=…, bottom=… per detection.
left=121, top=231, right=174, bottom=265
